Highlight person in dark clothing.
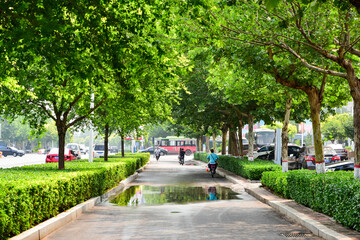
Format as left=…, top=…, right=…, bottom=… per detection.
left=296, top=144, right=306, bottom=169
left=179, top=148, right=186, bottom=163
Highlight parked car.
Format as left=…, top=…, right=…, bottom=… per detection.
left=241, top=138, right=258, bottom=155
left=94, top=144, right=105, bottom=157
left=254, top=144, right=275, bottom=160
left=109, top=146, right=119, bottom=153
left=267, top=144, right=301, bottom=161
left=254, top=144, right=301, bottom=161
left=299, top=146, right=341, bottom=170
left=79, top=144, right=87, bottom=155
left=46, top=148, right=76, bottom=163
left=326, top=144, right=348, bottom=160
left=65, top=143, right=81, bottom=159
left=325, top=160, right=354, bottom=172
left=138, top=147, right=168, bottom=156
left=93, top=151, right=100, bottom=158
left=0, top=146, right=25, bottom=157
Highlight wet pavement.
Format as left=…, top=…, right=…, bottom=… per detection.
left=43, top=155, right=321, bottom=240
left=107, top=185, right=241, bottom=206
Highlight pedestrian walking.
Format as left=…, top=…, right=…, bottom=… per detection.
left=178, top=148, right=185, bottom=164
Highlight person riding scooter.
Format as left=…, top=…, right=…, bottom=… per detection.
left=207, top=148, right=219, bottom=171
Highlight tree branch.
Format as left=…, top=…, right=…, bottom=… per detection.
left=66, top=96, right=107, bottom=129
left=231, top=105, right=249, bottom=118
left=29, top=100, right=57, bottom=121
left=319, top=68, right=328, bottom=103
left=278, top=42, right=348, bottom=78
left=63, top=92, right=85, bottom=120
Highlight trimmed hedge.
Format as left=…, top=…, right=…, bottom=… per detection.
left=0, top=153, right=149, bottom=239
left=261, top=170, right=360, bottom=231
left=101, top=153, right=149, bottom=169
left=261, top=171, right=289, bottom=198
left=194, top=153, right=281, bottom=180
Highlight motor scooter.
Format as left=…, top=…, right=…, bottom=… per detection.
left=209, top=164, right=216, bottom=178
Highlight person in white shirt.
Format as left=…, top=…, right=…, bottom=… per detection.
left=154, top=146, right=161, bottom=161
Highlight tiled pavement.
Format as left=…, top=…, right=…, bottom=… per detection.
left=210, top=162, right=360, bottom=240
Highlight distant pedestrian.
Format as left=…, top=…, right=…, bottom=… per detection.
left=296, top=144, right=306, bottom=169
left=179, top=148, right=185, bottom=163
left=155, top=147, right=161, bottom=161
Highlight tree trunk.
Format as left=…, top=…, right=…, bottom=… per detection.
left=341, top=59, right=360, bottom=179
left=281, top=95, right=292, bottom=172
left=353, top=96, right=360, bottom=178
left=228, top=128, right=232, bottom=155
left=205, top=136, right=210, bottom=153
left=196, top=136, right=201, bottom=152
left=200, top=136, right=204, bottom=152
left=56, top=121, right=67, bottom=170
left=248, top=114, right=255, bottom=161
left=221, top=124, right=228, bottom=155
left=104, top=123, right=109, bottom=161
left=120, top=134, right=125, bottom=157
left=307, top=90, right=325, bottom=173
left=212, top=132, right=216, bottom=153
left=238, top=124, right=244, bottom=159
left=230, top=130, right=239, bottom=156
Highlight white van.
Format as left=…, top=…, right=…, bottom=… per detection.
left=94, top=144, right=105, bottom=157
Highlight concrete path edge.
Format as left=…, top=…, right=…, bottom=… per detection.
left=211, top=163, right=353, bottom=240
left=10, top=161, right=150, bottom=240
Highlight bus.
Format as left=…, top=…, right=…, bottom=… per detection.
left=253, top=129, right=275, bottom=148
left=155, top=137, right=197, bottom=155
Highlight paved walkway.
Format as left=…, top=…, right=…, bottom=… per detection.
left=209, top=160, right=360, bottom=240
left=11, top=156, right=360, bottom=240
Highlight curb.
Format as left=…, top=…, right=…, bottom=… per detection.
left=247, top=189, right=353, bottom=240
left=193, top=159, right=353, bottom=240
left=10, top=162, right=149, bottom=240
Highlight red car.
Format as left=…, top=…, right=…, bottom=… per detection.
left=46, top=148, right=76, bottom=163
left=300, top=146, right=341, bottom=170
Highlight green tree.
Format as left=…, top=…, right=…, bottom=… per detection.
left=0, top=118, right=31, bottom=148
left=239, top=0, right=360, bottom=176
left=322, top=113, right=353, bottom=143
left=0, top=0, right=176, bottom=169
left=148, top=124, right=175, bottom=139
left=177, top=0, right=351, bottom=173
left=343, top=114, right=354, bottom=141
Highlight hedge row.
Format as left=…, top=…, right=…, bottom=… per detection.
left=194, top=153, right=281, bottom=180
left=262, top=170, right=360, bottom=231
left=0, top=153, right=149, bottom=239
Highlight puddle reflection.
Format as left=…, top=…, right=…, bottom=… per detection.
left=109, top=185, right=241, bottom=206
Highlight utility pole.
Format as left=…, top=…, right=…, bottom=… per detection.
left=88, top=93, right=94, bottom=162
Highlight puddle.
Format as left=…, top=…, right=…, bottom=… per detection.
left=109, top=185, right=241, bottom=206
left=184, top=163, right=197, bottom=166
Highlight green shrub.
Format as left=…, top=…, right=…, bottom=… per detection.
left=261, top=170, right=360, bottom=232
left=0, top=154, right=148, bottom=239
left=194, top=153, right=281, bottom=180
left=261, top=171, right=289, bottom=198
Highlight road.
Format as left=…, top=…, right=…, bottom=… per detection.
left=0, top=152, right=95, bottom=169
left=43, top=155, right=321, bottom=240
left=0, top=153, right=46, bottom=169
